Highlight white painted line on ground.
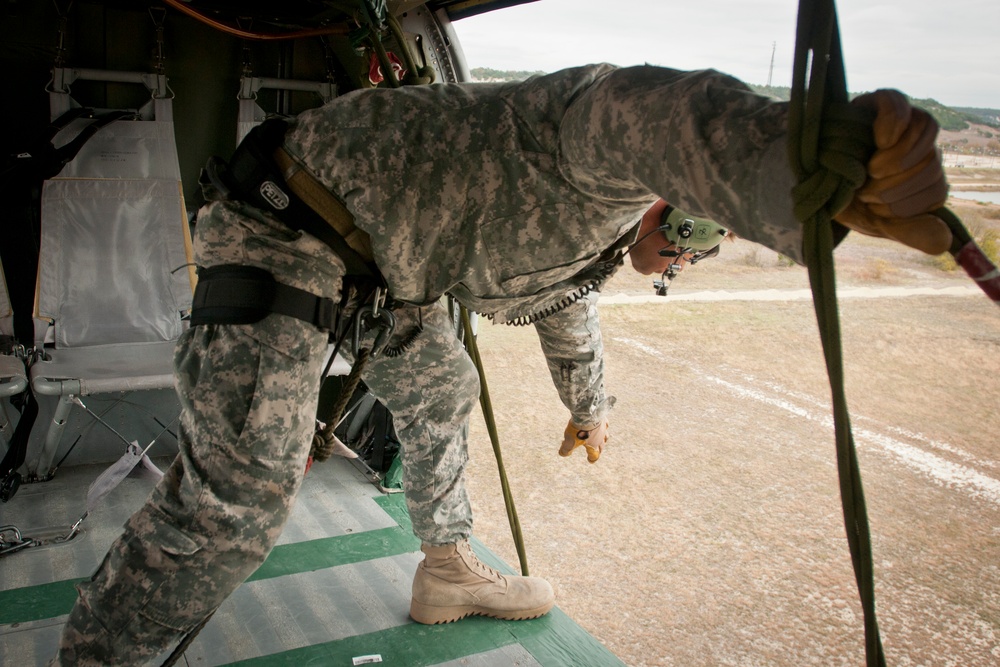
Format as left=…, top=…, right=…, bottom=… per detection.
left=613, top=336, right=1000, bottom=507
left=723, top=367, right=1000, bottom=472
left=600, top=285, right=980, bottom=305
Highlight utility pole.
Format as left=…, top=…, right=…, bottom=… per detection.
left=766, top=41, right=776, bottom=87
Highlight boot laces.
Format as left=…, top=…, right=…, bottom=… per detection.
left=460, top=541, right=501, bottom=580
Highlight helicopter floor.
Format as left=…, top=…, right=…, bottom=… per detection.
left=0, top=454, right=623, bottom=666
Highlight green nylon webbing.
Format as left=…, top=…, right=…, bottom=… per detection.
left=788, top=1, right=885, bottom=665
left=461, top=306, right=530, bottom=576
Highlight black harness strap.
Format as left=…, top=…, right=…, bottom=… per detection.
left=1, top=386, right=38, bottom=503
left=190, top=265, right=338, bottom=331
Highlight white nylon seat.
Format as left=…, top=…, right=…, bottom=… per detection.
left=26, top=70, right=194, bottom=477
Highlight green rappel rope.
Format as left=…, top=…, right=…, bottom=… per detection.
left=788, top=2, right=885, bottom=665
left=461, top=306, right=530, bottom=576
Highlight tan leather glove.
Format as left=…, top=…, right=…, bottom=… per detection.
left=559, top=419, right=608, bottom=463
left=834, top=89, right=952, bottom=255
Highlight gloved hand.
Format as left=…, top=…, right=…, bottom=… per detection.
left=559, top=419, right=609, bottom=463
left=834, top=89, right=952, bottom=255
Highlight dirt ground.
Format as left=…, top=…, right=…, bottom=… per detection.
left=462, top=196, right=1000, bottom=666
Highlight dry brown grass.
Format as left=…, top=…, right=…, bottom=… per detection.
left=463, top=199, right=1000, bottom=666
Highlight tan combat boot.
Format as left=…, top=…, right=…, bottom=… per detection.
left=409, top=539, right=555, bottom=624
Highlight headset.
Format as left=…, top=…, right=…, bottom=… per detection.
left=649, top=204, right=729, bottom=296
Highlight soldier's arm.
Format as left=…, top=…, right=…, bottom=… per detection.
left=532, top=293, right=614, bottom=429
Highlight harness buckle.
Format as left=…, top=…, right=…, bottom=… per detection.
left=315, top=297, right=338, bottom=332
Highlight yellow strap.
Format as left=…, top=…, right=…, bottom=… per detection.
left=273, top=147, right=375, bottom=262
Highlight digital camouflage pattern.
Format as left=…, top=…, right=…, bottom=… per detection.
left=284, top=63, right=802, bottom=321
left=56, top=203, right=338, bottom=665
left=533, top=292, right=615, bottom=429
left=360, top=301, right=479, bottom=542
left=56, top=204, right=484, bottom=664
left=281, top=63, right=802, bottom=425
left=59, top=63, right=806, bottom=664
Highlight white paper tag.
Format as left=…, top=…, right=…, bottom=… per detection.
left=352, top=655, right=383, bottom=665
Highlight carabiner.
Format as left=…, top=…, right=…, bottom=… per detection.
left=352, top=303, right=396, bottom=359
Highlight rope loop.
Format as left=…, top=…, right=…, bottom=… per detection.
left=310, top=347, right=371, bottom=462
left=791, top=102, right=875, bottom=224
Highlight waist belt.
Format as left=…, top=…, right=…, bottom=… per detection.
left=190, top=264, right=338, bottom=331
left=202, top=119, right=382, bottom=283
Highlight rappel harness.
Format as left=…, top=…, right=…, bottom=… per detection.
left=193, top=118, right=400, bottom=468
left=194, top=118, right=385, bottom=332
left=181, top=0, right=443, bottom=487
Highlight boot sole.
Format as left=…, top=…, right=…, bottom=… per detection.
left=409, top=599, right=554, bottom=625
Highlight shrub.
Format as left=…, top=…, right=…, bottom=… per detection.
left=776, top=254, right=797, bottom=268
left=740, top=246, right=767, bottom=268
left=858, top=257, right=898, bottom=281
left=980, top=229, right=1000, bottom=264
left=931, top=253, right=957, bottom=272
left=930, top=229, right=999, bottom=272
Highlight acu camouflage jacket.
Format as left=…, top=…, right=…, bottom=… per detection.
left=282, top=63, right=804, bottom=425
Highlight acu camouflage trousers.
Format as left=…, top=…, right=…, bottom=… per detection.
left=56, top=200, right=479, bottom=665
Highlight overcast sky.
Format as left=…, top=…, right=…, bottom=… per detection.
left=451, top=0, right=1000, bottom=109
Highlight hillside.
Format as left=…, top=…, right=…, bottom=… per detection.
left=744, top=85, right=1000, bottom=132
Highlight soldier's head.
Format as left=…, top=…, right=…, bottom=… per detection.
left=628, top=200, right=730, bottom=295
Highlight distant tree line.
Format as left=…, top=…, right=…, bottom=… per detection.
left=908, top=99, right=999, bottom=131
left=469, top=67, right=547, bottom=82
left=747, top=84, right=792, bottom=102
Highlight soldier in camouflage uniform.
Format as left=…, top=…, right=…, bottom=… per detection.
left=56, top=64, right=949, bottom=664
